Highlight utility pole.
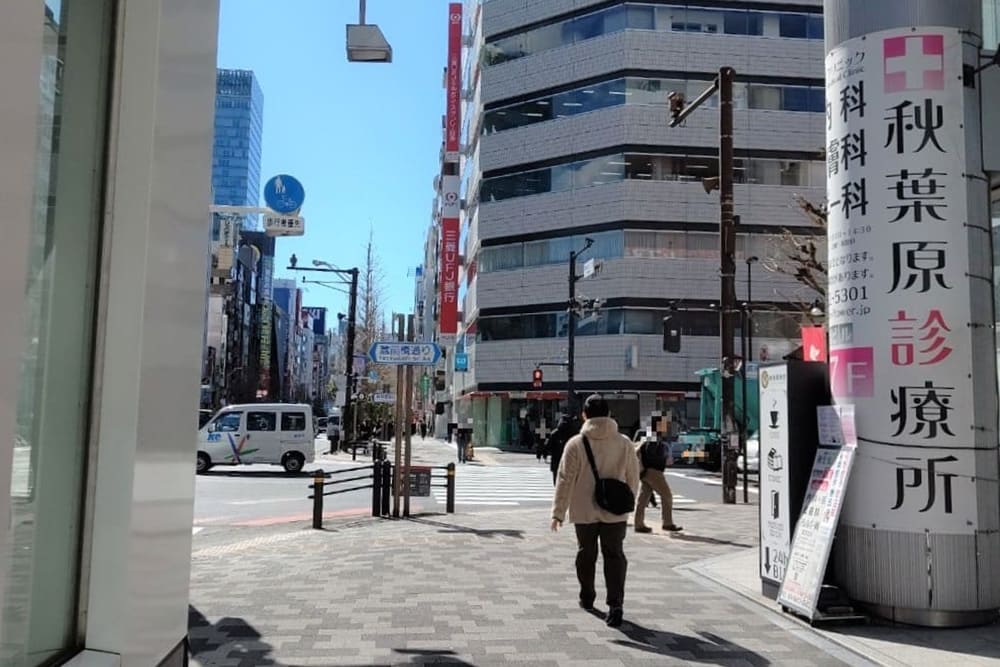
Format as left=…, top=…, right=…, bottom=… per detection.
left=403, top=314, right=414, bottom=517
left=392, top=313, right=404, bottom=518
left=343, top=267, right=359, bottom=450
left=669, top=66, right=738, bottom=504
left=566, top=237, right=594, bottom=414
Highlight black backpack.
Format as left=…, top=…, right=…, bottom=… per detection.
left=640, top=440, right=668, bottom=471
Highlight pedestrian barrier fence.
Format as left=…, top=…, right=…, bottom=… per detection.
left=308, top=461, right=456, bottom=529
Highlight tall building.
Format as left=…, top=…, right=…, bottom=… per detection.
left=1, top=0, right=217, bottom=663
left=212, top=68, right=264, bottom=222
left=448, top=0, right=826, bottom=449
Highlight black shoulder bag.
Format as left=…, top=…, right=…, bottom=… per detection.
left=581, top=435, right=635, bottom=515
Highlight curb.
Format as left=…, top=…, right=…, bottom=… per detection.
left=678, top=551, right=892, bottom=667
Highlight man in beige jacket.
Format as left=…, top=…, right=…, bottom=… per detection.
left=551, top=394, right=640, bottom=628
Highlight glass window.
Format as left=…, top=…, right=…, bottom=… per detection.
left=779, top=13, right=808, bottom=38
left=723, top=10, right=749, bottom=34
left=247, top=411, right=277, bottom=431
left=749, top=85, right=782, bottom=110
left=3, top=0, right=115, bottom=661
left=213, top=412, right=243, bottom=432
left=281, top=412, right=307, bottom=431
left=627, top=5, right=655, bottom=30
left=782, top=86, right=810, bottom=112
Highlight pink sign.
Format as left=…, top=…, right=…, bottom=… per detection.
left=829, top=347, right=875, bottom=398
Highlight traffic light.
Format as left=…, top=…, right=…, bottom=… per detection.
left=663, top=316, right=681, bottom=353
left=532, top=367, right=543, bottom=389
left=668, top=91, right=685, bottom=123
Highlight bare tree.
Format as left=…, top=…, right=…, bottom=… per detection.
left=353, top=229, right=397, bottom=427
left=760, top=193, right=828, bottom=325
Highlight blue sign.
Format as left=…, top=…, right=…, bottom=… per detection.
left=454, top=352, right=468, bottom=372
left=263, top=174, right=305, bottom=214
left=368, top=341, right=441, bottom=366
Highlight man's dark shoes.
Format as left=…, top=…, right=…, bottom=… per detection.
left=663, top=524, right=683, bottom=532
left=635, top=525, right=652, bottom=533
left=579, top=597, right=595, bottom=611
left=606, top=606, right=623, bottom=627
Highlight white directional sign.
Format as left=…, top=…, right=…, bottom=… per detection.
left=373, top=393, right=396, bottom=404
left=368, top=341, right=442, bottom=366
left=264, top=214, right=304, bottom=237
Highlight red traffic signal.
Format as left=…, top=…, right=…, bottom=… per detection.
left=532, top=367, right=543, bottom=389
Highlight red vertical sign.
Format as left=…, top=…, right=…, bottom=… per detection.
left=801, top=326, right=827, bottom=362
left=445, top=3, right=462, bottom=161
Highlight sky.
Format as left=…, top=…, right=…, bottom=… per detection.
left=217, top=0, right=452, bottom=320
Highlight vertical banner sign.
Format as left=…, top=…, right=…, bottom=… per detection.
left=758, top=365, right=790, bottom=588
left=445, top=3, right=462, bottom=162
left=801, top=326, right=827, bottom=362
left=439, top=175, right=460, bottom=336
left=826, top=27, right=976, bottom=532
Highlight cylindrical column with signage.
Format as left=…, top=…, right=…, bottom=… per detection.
left=824, top=0, right=1000, bottom=626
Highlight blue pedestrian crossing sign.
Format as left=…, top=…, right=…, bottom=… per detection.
left=263, top=174, right=305, bottom=214
left=369, top=341, right=441, bottom=366
left=454, top=352, right=469, bottom=372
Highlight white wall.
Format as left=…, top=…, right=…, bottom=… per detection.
left=83, top=0, right=219, bottom=664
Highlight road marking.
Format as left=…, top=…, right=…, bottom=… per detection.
left=227, top=498, right=303, bottom=506
left=192, top=527, right=204, bottom=535
left=667, top=470, right=760, bottom=494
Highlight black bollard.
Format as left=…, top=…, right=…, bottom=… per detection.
left=380, top=461, right=391, bottom=517
left=312, top=469, right=325, bottom=529
left=446, top=462, right=456, bottom=514
left=371, top=460, right=381, bottom=517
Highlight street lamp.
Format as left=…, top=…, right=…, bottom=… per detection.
left=566, top=237, right=595, bottom=414
left=740, top=255, right=759, bottom=504
left=347, top=0, right=392, bottom=63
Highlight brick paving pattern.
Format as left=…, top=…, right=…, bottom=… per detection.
left=189, top=503, right=870, bottom=666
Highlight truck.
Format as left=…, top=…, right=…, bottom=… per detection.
left=676, top=366, right=759, bottom=471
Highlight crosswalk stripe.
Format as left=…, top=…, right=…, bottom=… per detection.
left=433, top=466, right=697, bottom=508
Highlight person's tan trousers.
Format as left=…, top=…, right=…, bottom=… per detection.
left=635, top=468, right=674, bottom=528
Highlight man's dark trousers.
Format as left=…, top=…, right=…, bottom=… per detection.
left=574, top=522, right=628, bottom=607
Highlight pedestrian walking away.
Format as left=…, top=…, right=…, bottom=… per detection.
left=551, top=394, right=640, bottom=628
left=419, top=421, right=427, bottom=439
left=455, top=427, right=469, bottom=464
left=544, top=411, right=581, bottom=485
left=634, top=437, right=682, bottom=534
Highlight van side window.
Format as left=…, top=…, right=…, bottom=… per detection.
left=281, top=412, right=306, bottom=432
left=247, top=411, right=276, bottom=432
left=213, top=412, right=241, bottom=432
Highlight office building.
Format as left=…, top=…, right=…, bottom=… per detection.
left=0, top=0, right=218, bottom=663
left=212, top=68, right=264, bottom=224
left=450, top=0, right=826, bottom=448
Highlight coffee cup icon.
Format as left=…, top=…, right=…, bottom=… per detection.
left=769, top=410, right=779, bottom=428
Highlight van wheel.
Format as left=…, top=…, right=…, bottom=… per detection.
left=283, top=453, right=305, bottom=474
left=196, top=452, right=212, bottom=474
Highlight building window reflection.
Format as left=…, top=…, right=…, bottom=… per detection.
left=479, top=151, right=825, bottom=203
left=483, top=76, right=824, bottom=136
left=483, top=2, right=824, bottom=67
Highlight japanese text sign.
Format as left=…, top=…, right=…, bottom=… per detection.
left=826, top=27, right=976, bottom=533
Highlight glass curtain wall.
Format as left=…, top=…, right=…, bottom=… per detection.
left=483, top=3, right=823, bottom=66
left=483, top=77, right=824, bottom=135
left=0, top=0, right=114, bottom=663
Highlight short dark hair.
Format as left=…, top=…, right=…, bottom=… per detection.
left=582, top=394, right=609, bottom=418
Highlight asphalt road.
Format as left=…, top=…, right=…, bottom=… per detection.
left=193, top=436, right=759, bottom=530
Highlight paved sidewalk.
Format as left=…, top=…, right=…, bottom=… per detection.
left=189, top=503, right=868, bottom=666
left=690, top=549, right=1000, bottom=666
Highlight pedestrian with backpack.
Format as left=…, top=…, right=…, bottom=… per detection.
left=634, top=437, right=683, bottom=534
left=551, top=394, right=640, bottom=628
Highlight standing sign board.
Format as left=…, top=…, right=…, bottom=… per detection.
left=778, top=406, right=858, bottom=619
left=758, top=362, right=830, bottom=599
left=368, top=341, right=442, bottom=366
left=408, top=465, right=432, bottom=497
left=759, top=365, right=790, bottom=590
left=826, top=27, right=978, bottom=533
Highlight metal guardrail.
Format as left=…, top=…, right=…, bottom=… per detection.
left=308, top=461, right=455, bottom=529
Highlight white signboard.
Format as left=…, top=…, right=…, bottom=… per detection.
left=826, top=27, right=977, bottom=533
left=779, top=405, right=858, bottom=619
left=758, top=365, right=790, bottom=586
left=441, top=175, right=460, bottom=219
left=264, top=214, right=305, bottom=237
left=368, top=341, right=442, bottom=366
left=373, top=393, right=395, bottom=404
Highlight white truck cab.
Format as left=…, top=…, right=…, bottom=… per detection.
left=196, top=403, right=314, bottom=474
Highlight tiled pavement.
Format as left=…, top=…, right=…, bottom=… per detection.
left=188, top=502, right=871, bottom=666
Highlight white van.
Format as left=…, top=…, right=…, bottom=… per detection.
left=196, top=403, right=314, bottom=474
